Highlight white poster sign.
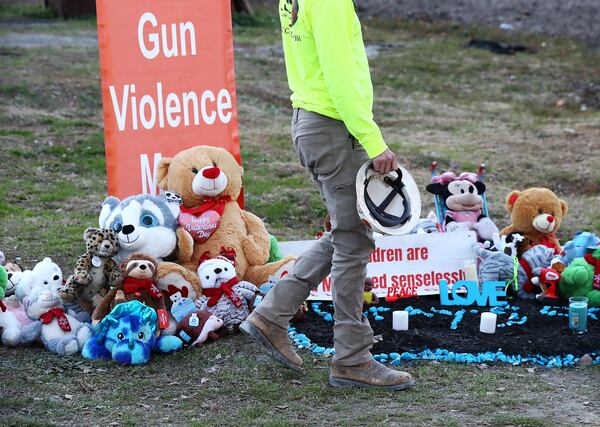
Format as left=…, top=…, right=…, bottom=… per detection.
left=279, top=231, right=478, bottom=301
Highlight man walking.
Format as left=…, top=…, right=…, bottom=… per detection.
left=241, top=0, right=414, bottom=391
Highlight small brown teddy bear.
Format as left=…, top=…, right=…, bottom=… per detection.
left=157, top=145, right=294, bottom=285
left=500, top=188, right=568, bottom=256
left=92, top=253, right=169, bottom=330
left=60, top=228, right=123, bottom=314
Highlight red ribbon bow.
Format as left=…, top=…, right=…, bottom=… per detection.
left=584, top=254, right=600, bottom=290
left=123, top=277, right=163, bottom=300
left=203, top=277, right=242, bottom=308
left=40, top=308, right=71, bottom=332
left=181, top=196, right=231, bottom=217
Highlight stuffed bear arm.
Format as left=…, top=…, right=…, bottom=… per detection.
left=176, top=227, right=195, bottom=262
left=104, top=258, right=123, bottom=287
left=240, top=211, right=270, bottom=266
left=233, top=282, right=259, bottom=300
left=19, top=320, right=42, bottom=343
left=74, top=254, right=93, bottom=285
left=92, top=288, right=119, bottom=323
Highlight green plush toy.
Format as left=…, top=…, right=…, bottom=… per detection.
left=0, top=265, right=7, bottom=300
left=559, top=248, right=600, bottom=307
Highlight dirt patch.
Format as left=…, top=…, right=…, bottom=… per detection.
left=295, top=297, right=600, bottom=362
left=0, top=32, right=96, bottom=47
left=355, top=0, right=600, bottom=48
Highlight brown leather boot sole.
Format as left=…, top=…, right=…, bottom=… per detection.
left=329, top=360, right=415, bottom=391
left=240, top=318, right=303, bottom=371
left=329, top=375, right=415, bottom=391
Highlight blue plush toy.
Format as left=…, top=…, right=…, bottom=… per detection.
left=82, top=300, right=182, bottom=365
left=561, top=231, right=600, bottom=265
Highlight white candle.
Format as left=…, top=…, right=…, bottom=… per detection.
left=464, top=260, right=479, bottom=283
left=392, top=311, right=409, bottom=331
left=480, top=312, right=497, bottom=334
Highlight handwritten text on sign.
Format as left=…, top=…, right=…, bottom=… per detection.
left=96, top=1, right=240, bottom=198
left=279, top=231, right=478, bottom=301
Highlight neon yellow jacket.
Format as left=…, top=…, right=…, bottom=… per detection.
left=279, top=0, right=388, bottom=158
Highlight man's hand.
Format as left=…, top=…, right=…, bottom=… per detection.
left=372, top=148, right=399, bottom=174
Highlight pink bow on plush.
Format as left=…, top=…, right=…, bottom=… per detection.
left=431, top=171, right=478, bottom=185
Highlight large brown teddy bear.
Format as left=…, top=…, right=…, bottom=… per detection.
left=157, top=146, right=294, bottom=286
left=500, top=187, right=568, bottom=256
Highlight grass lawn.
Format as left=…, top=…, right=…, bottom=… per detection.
left=0, top=6, right=599, bottom=426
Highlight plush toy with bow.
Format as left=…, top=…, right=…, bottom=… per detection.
left=83, top=300, right=183, bottom=365
left=426, top=171, right=498, bottom=242
left=18, top=286, right=92, bottom=356
left=156, top=145, right=294, bottom=286
left=195, top=257, right=258, bottom=334
left=92, top=253, right=169, bottom=331
left=500, top=187, right=568, bottom=256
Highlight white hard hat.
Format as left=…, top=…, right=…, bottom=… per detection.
left=356, top=162, right=421, bottom=235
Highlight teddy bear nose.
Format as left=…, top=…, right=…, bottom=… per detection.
left=140, top=264, right=147, bottom=270
left=7, top=273, right=12, bottom=279
left=214, top=268, right=222, bottom=274
left=202, top=167, right=221, bottom=179
left=547, top=215, right=554, bottom=223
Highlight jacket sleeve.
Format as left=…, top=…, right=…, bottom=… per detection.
left=310, top=0, right=388, bottom=158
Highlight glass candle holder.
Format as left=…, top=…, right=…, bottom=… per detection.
left=569, top=296, right=588, bottom=334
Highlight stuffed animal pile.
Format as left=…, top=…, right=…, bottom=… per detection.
left=0, top=145, right=298, bottom=364
left=2, top=146, right=598, bottom=366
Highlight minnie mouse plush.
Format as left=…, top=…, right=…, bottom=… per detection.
left=426, top=171, right=499, bottom=242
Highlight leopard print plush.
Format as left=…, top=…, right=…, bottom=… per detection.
left=60, top=228, right=123, bottom=314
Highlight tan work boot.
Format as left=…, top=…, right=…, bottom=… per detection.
left=240, top=312, right=303, bottom=371
left=329, top=359, right=414, bottom=391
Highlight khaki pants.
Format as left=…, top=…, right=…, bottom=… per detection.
left=255, top=108, right=375, bottom=366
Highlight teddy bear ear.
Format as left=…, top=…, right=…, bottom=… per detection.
left=560, top=199, right=568, bottom=217
left=505, top=191, right=521, bottom=213
left=157, top=157, right=172, bottom=190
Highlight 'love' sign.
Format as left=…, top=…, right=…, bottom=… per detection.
left=439, top=280, right=506, bottom=307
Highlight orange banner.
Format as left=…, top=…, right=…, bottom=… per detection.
left=96, top=0, right=240, bottom=198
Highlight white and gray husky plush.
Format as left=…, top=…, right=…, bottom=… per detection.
left=99, top=193, right=180, bottom=262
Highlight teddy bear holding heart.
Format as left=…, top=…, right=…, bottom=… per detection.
left=156, top=145, right=294, bottom=286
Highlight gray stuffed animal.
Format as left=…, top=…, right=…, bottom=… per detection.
left=472, top=242, right=525, bottom=289
left=195, top=257, right=257, bottom=334
left=19, top=286, right=91, bottom=356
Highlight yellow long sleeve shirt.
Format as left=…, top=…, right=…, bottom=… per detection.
left=279, top=0, right=388, bottom=158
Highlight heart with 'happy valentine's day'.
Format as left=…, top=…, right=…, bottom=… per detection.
left=178, top=210, right=221, bottom=242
